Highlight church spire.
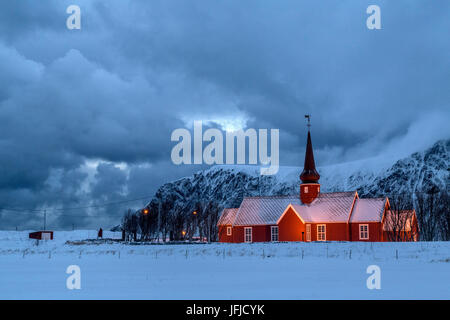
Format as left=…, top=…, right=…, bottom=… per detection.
left=299, top=115, right=320, bottom=204
left=300, top=115, right=320, bottom=183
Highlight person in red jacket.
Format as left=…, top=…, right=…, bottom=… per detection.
left=98, top=228, right=103, bottom=239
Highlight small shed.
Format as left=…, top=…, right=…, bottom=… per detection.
left=29, top=231, right=54, bottom=240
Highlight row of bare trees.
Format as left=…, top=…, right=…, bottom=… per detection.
left=387, top=189, right=449, bottom=241
left=121, top=188, right=449, bottom=243
left=121, top=199, right=222, bottom=242
left=415, top=189, right=449, bottom=241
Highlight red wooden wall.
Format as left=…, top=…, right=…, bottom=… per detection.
left=218, top=225, right=233, bottom=243
left=349, top=222, right=383, bottom=242
left=278, top=207, right=305, bottom=241
left=231, top=225, right=272, bottom=242
left=218, top=214, right=418, bottom=243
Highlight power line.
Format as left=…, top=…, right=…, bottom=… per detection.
left=2, top=190, right=446, bottom=213
left=0, top=190, right=446, bottom=217
left=0, top=194, right=153, bottom=213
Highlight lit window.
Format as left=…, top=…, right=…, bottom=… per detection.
left=317, top=224, right=326, bottom=241
left=244, top=227, right=252, bottom=243
left=306, top=224, right=311, bottom=241
left=359, top=224, right=369, bottom=240
left=227, top=226, right=232, bottom=236
left=271, top=226, right=279, bottom=242
left=304, top=186, right=309, bottom=193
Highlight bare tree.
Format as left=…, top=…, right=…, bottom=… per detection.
left=167, top=203, right=186, bottom=241
left=185, top=204, right=198, bottom=242
left=159, top=199, right=173, bottom=242
left=197, top=200, right=221, bottom=242
left=437, top=190, right=450, bottom=241
left=192, top=200, right=208, bottom=241
left=121, top=209, right=139, bottom=241
left=138, top=207, right=158, bottom=241
left=385, top=193, right=416, bottom=241
left=414, top=189, right=441, bottom=241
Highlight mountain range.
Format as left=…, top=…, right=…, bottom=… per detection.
left=147, top=139, right=449, bottom=211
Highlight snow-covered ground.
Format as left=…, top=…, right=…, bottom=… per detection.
left=0, top=231, right=448, bottom=299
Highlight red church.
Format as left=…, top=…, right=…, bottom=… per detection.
left=218, top=123, right=419, bottom=243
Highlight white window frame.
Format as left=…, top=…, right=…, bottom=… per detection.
left=227, top=226, right=232, bottom=236
left=317, top=224, right=326, bottom=241
left=304, top=186, right=309, bottom=193
left=244, top=227, right=252, bottom=243
left=359, top=224, right=369, bottom=240
left=271, top=226, right=279, bottom=242
left=306, top=224, right=311, bottom=242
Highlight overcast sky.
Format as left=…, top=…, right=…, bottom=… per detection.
left=0, top=0, right=449, bottom=230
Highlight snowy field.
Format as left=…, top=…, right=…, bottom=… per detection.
left=0, top=231, right=449, bottom=300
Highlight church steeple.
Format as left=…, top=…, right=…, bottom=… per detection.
left=300, top=115, right=320, bottom=204
left=300, top=131, right=320, bottom=183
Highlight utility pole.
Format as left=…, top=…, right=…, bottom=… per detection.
left=43, top=210, right=47, bottom=230
left=157, top=201, right=161, bottom=242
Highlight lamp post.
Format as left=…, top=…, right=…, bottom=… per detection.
left=192, top=211, right=198, bottom=242
left=142, top=208, right=149, bottom=240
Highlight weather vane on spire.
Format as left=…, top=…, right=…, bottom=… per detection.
left=304, top=114, right=311, bottom=130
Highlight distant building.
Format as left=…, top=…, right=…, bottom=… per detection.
left=29, top=231, right=54, bottom=240
left=218, top=126, right=419, bottom=243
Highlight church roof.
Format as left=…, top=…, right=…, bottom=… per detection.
left=228, top=191, right=358, bottom=226
left=349, top=198, right=387, bottom=223
left=217, top=208, right=239, bottom=226
left=290, top=191, right=357, bottom=223
left=233, top=195, right=301, bottom=226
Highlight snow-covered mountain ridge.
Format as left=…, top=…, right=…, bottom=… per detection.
left=148, top=140, right=449, bottom=210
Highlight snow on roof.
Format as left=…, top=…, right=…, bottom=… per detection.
left=349, top=198, right=386, bottom=223
left=217, top=208, right=239, bottom=226
left=291, top=191, right=357, bottom=223
left=383, top=210, right=416, bottom=231
left=233, top=192, right=357, bottom=226
left=233, top=196, right=301, bottom=226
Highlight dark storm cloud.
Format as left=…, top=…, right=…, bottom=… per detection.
left=0, top=0, right=449, bottom=229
